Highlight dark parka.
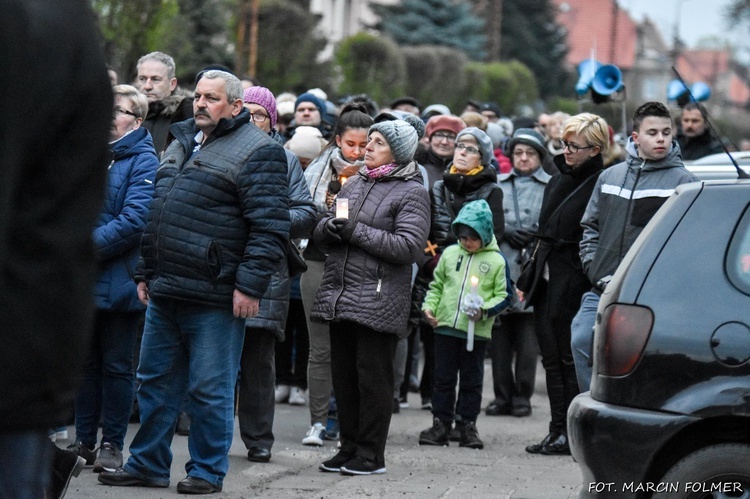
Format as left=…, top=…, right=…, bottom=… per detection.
left=245, top=143, right=316, bottom=338
left=94, top=127, right=158, bottom=311
left=136, top=110, right=290, bottom=306
left=521, top=154, right=603, bottom=309
left=311, top=161, right=430, bottom=336
left=142, top=87, right=193, bottom=155
left=676, top=128, right=724, bottom=161
left=430, top=165, right=505, bottom=251
left=1, top=0, right=112, bottom=431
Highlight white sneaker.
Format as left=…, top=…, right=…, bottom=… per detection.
left=302, top=423, right=325, bottom=446
left=288, top=387, right=307, bottom=406
left=274, top=384, right=290, bottom=403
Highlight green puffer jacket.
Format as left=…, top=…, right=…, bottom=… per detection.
left=422, top=199, right=511, bottom=340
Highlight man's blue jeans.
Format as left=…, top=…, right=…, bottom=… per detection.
left=570, top=291, right=600, bottom=392
left=0, top=431, right=52, bottom=499
left=75, top=310, right=140, bottom=450
left=123, top=297, right=245, bottom=488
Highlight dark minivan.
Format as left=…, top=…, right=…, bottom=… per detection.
left=568, top=178, right=750, bottom=499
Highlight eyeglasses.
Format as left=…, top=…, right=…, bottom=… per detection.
left=455, top=142, right=481, bottom=155
left=114, top=107, right=138, bottom=118
left=561, top=140, right=595, bottom=153
left=248, top=112, right=269, bottom=123
left=432, top=132, right=457, bottom=142
left=513, top=149, right=538, bottom=158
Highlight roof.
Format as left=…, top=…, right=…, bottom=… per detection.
left=554, top=0, right=638, bottom=69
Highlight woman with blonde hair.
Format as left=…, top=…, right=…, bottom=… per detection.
left=518, top=112, right=607, bottom=456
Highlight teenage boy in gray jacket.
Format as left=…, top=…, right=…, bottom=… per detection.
left=570, top=101, right=697, bottom=392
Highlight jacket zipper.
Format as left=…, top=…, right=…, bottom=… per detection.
left=619, top=160, right=644, bottom=260
left=327, top=179, right=377, bottom=320
left=452, top=253, right=474, bottom=328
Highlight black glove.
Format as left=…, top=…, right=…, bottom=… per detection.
left=323, top=218, right=342, bottom=242
left=504, top=227, right=532, bottom=249
left=330, top=218, right=357, bottom=242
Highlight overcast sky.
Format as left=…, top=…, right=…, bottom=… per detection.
left=617, top=0, right=736, bottom=49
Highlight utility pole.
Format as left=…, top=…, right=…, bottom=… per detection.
left=248, top=0, right=260, bottom=78
left=474, top=0, right=503, bottom=62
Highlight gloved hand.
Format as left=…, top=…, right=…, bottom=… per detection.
left=330, top=218, right=357, bottom=242
left=465, top=308, right=483, bottom=322
left=323, top=218, right=342, bottom=242
left=504, top=227, right=533, bottom=249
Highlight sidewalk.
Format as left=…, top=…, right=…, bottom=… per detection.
left=63, top=358, right=583, bottom=498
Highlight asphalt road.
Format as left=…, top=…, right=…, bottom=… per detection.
left=60, top=358, right=583, bottom=498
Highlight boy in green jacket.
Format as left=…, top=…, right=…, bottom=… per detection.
left=420, top=199, right=511, bottom=449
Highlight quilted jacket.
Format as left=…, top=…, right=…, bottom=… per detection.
left=136, top=110, right=290, bottom=306
left=94, top=127, right=158, bottom=311
left=311, top=161, right=430, bottom=336
left=245, top=144, right=316, bottom=338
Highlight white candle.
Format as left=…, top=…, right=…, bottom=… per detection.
left=335, top=197, right=349, bottom=219
left=470, top=275, right=479, bottom=295
left=466, top=321, right=475, bottom=351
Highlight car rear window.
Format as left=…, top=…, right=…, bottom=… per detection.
left=727, top=203, right=750, bottom=295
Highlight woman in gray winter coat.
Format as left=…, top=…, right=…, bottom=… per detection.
left=312, top=120, right=430, bottom=476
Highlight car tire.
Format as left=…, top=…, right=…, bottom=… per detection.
left=653, top=443, right=750, bottom=499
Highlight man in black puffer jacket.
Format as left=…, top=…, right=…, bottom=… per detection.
left=98, top=70, right=289, bottom=495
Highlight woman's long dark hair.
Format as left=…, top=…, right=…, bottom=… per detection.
left=323, top=103, right=374, bottom=151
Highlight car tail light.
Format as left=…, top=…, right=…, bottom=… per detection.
left=596, top=304, right=654, bottom=376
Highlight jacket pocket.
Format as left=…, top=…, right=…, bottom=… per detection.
left=206, top=240, right=224, bottom=281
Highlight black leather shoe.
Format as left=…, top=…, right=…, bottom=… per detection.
left=247, top=447, right=271, bottom=463
left=525, top=433, right=558, bottom=454
left=98, top=468, right=168, bottom=488
left=512, top=405, right=532, bottom=417
left=540, top=433, right=570, bottom=455
left=485, top=402, right=511, bottom=416
left=176, top=476, right=222, bottom=494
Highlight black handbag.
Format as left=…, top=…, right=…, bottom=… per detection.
left=288, top=240, right=308, bottom=277
left=516, top=240, right=541, bottom=293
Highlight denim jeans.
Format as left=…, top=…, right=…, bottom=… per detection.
left=0, top=431, right=52, bottom=499
left=74, top=310, right=140, bottom=450
left=570, top=291, right=600, bottom=392
left=123, top=297, right=245, bottom=488
left=432, top=333, right=487, bottom=423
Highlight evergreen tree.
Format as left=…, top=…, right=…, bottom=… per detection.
left=370, top=0, right=487, bottom=60
left=254, top=0, right=332, bottom=94
left=498, top=0, right=573, bottom=98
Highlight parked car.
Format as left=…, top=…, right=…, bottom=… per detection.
left=686, top=151, right=750, bottom=180
left=568, top=175, right=750, bottom=499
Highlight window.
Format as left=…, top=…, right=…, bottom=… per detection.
left=727, top=204, right=750, bottom=296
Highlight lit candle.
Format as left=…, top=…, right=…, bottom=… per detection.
left=335, top=197, right=349, bottom=219
left=470, top=275, right=479, bottom=295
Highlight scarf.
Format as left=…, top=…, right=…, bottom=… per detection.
left=324, top=150, right=364, bottom=209
left=365, top=162, right=397, bottom=179
left=449, top=164, right=484, bottom=176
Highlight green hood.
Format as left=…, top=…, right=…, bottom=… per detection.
left=451, top=199, right=495, bottom=247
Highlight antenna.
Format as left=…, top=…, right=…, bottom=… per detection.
left=671, top=67, right=749, bottom=179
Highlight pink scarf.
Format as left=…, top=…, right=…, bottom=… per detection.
left=366, top=162, right=397, bottom=179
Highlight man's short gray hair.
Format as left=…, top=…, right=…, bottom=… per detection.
left=201, top=70, right=243, bottom=102
left=137, top=51, right=176, bottom=79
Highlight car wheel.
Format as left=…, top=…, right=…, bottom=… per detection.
left=653, top=444, right=750, bottom=499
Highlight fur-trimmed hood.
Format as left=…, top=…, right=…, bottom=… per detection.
left=147, top=87, right=193, bottom=119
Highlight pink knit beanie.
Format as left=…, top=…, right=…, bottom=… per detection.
left=243, top=86, right=277, bottom=129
